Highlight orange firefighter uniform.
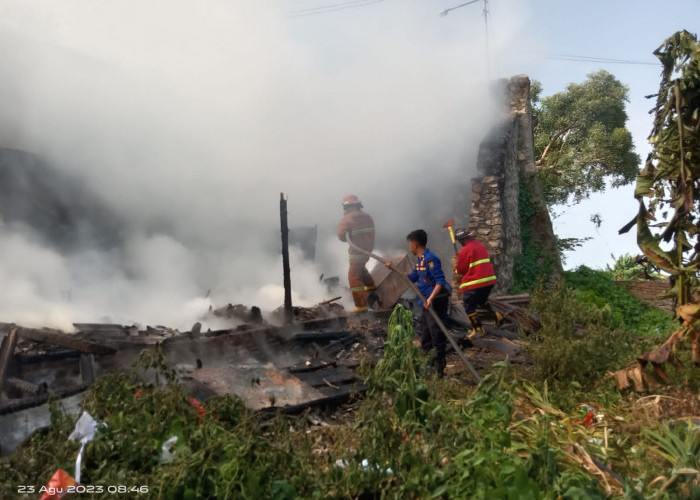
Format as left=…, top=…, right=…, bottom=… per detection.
left=337, top=195, right=376, bottom=311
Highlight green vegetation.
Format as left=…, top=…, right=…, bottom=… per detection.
left=606, top=253, right=661, bottom=281
left=564, top=266, right=676, bottom=335
left=524, top=266, right=682, bottom=411
left=528, top=281, right=638, bottom=387
left=2, top=303, right=699, bottom=499
left=621, top=30, right=700, bottom=307
left=532, top=70, right=641, bottom=206
left=512, top=182, right=556, bottom=293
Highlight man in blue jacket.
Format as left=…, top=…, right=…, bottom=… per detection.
left=387, top=229, right=450, bottom=377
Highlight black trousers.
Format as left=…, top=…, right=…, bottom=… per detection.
left=462, top=285, right=494, bottom=315
left=420, top=293, right=449, bottom=361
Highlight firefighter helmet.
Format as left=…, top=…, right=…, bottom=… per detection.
left=342, top=194, right=362, bottom=208
left=454, top=228, right=473, bottom=241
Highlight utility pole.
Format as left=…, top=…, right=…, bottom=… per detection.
left=439, top=0, right=491, bottom=80
left=481, top=0, right=490, bottom=80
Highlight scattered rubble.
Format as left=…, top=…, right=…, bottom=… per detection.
left=0, top=289, right=538, bottom=458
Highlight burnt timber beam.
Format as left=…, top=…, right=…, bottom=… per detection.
left=80, top=354, right=98, bottom=385
left=0, top=385, right=87, bottom=415
left=14, top=327, right=116, bottom=355
left=5, top=377, right=47, bottom=397
left=256, top=383, right=367, bottom=416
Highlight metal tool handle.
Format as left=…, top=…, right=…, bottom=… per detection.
left=345, top=234, right=482, bottom=383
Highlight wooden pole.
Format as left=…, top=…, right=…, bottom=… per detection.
left=0, top=324, right=19, bottom=394
left=5, top=326, right=116, bottom=355
left=280, top=193, right=293, bottom=324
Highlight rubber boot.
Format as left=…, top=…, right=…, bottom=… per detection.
left=467, top=312, right=485, bottom=340
left=494, top=311, right=504, bottom=327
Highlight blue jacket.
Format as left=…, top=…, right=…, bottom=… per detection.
left=407, top=248, right=450, bottom=306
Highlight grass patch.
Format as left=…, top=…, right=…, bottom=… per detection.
left=528, top=282, right=640, bottom=388
left=564, top=266, right=676, bottom=336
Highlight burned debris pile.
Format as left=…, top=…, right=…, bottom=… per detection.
left=0, top=303, right=365, bottom=457
left=0, top=288, right=538, bottom=459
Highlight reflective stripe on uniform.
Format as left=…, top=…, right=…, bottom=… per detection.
left=349, top=254, right=368, bottom=260
left=459, top=275, right=497, bottom=289
left=351, top=286, right=367, bottom=292
left=351, top=227, right=375, bottom=235
left=469, top=258, right=491, bottom=268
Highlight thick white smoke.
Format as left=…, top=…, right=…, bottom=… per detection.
left=0, top=0, right=529, bottom=329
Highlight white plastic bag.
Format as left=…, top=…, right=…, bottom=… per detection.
left=68, top=411, right=100, bottom=484
left=160, top=436, right=179, bottom=463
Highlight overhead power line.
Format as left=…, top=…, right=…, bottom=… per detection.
left=545, top=53, right=659, bottom=66
left=439, top=0, right=480, bottom=16
left=288, top=0, right=385, bottom=17
left=439, top=0, right=492, bottom=78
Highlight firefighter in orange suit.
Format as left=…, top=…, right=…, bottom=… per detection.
left=337, top=195, right=378, bottom=312
left=453, top=228, right=498, bottom=339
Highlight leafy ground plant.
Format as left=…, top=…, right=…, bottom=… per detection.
left=528, top=281, right=640, bottom=386
left=2, top=304, right=693, bottom=500
left=564, top=266, right=675, bottom=336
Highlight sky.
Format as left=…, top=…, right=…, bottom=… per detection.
left=285, top=0, right=699, bottom=270
left=0, top=0, right=696, bottom=328
left=501, top=0, right=699, bottom=270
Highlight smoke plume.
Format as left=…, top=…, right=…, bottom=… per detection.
left=0, top=0, right=529, bottom=329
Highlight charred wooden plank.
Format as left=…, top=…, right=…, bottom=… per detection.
left=80, top=354, right=98, bottom=385
left=0, top=385, right=87, bottom=415
left=482, top=325, right=519, bottom=341
left=17, top=349, right=81, bottom=364
left=287, top=359, right=335, bottom=373
left=293, top=366, right=357, bottom=388
left=317, top=297, right=342, bottom=306
left=5, top=377, right=47, bottom=397
left=291, top=331, right=356, bottom=343
left=73, top=323, right=126, bottom=333
left=300, top=316, right=348, bottom=331
left=256, top=383, right=367, bottom=416
left=469, top=337, right=523, bottom=357
left=15, top=327, right=116, bottom=355
left=0, top=325, right=19, bottom=394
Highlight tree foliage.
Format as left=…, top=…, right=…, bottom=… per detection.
left=606, top=253, right=662, bottom=281
left=532, top=70, right=641, bottom=206
left=620, top=30, right=700, bottom=306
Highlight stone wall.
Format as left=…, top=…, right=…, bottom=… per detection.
left=616, top=280, right=675, bottom=312
left=468, top=176, right=503, bottom=258
left=467, top=75, right=562, bottom=294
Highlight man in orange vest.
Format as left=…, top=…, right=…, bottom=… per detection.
left=337, top=195, right=378, bottom=312
left=453, top=228, right=498, bottom=339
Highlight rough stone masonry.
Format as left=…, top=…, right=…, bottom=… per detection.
left=467, top=75, right=562, bottom=295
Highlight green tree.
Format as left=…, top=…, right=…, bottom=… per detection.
left=532, top=70, right=641, bottom=206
